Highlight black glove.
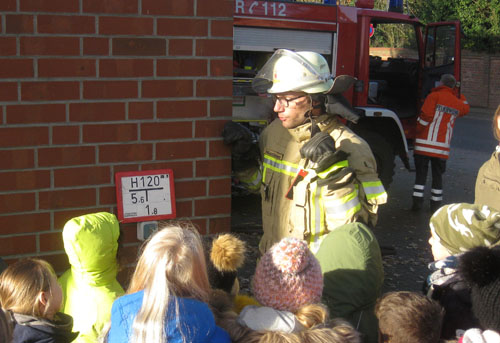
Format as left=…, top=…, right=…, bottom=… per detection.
left=222, top=121, right=255, bottom=155
left=300, top=131, right=347, bottom=173
left=222, top=121, right=259, bottom=172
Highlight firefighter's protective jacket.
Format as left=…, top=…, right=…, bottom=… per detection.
left=238, top=114, right=387, bottom=254
left=414, top=86, right=470, bottom=159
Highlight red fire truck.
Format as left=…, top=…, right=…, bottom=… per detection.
left=232, top=0, right=462, bottom=188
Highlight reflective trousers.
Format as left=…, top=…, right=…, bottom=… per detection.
left=413, top=154, right=447, bottom=208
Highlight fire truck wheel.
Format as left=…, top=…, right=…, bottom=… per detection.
left=357, top=130, right=395, bottom=190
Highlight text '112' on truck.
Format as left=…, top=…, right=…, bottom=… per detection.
left=232, top=0, right=462, bottom=189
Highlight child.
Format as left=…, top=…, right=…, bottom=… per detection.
left=0, top=258, right=78, bottom=343
left=106, top=221, right=230, bottom=343
left=425, top=203, right=500, bottom=339
left=204, top=233, right=246, bottom=297
left=375, top=291, right=444, bottom=343
left=213, top=237, right=361, bottom=343
left=458, top=246, right=500, bottom=343
left=204, top=233, right=262, bottom=314
left=314, top=222, right=384, bottom=343
left=58, top=212, right=124, bottom=343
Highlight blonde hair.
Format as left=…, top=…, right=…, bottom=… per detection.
left=245, top=331, right=301, bottom=343
left=493, top=105, right=500, bottom=141
left=0, top=258, right=57, bottom=318
left=224, top=317, right=360, bottom=343
left=127, top=221, right=211, bottom=343
left=295, top=303, right=329, bottom=329
left=300, top=318, right=361, bottom=343
left=212, top=302, right=335, bottom=343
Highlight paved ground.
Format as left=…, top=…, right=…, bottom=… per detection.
left=230, top=107, right=496, bottom=294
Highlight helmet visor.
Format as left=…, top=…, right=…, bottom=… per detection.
left=252, top=49, right=333, bottom=94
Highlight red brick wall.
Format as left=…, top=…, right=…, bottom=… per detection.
left=488, top=58, right=500, bottom=109
left=461, top=50, right=500, bottom=109
left=0, top=0, right=233, bottom=274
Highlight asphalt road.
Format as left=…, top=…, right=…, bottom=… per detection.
left=231, top=107, right=498, bottom=293
left=375, top=108, right=497, bottom=292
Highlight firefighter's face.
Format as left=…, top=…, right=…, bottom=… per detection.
left=273, top=92, right=311, bottom=129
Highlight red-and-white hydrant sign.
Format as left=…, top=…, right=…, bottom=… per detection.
left=115, top=169, right=176, bottom=223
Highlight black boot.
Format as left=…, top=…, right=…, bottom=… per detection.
left=412, top=197, right=423, bottom=211
left=430, top=200, right=442, bottom=214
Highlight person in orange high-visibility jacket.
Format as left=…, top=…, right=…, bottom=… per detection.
left=412, top=74, right=470, bottom=213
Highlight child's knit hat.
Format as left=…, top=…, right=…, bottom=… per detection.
left=459, top=246, right=500, bottom=331
left=204, top=233, right=246, bottom=295
left=251, top=237, right=323, bottom=313
left=430, top=203, right=500, bottom=255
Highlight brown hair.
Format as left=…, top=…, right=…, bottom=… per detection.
left=493, top=105, right=500, bottom=141
left=0, top=258, right=57, bottom=318
left=0, top=307, right=13, bottom=343
left=375, top=291, right=444, bottom=343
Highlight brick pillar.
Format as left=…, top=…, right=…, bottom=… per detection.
left=489, top=57, right=500, bottom=109
left=0, top=0, right=233, bottom=273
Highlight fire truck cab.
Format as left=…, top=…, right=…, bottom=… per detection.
left=232, top=0, right=461, bottom=188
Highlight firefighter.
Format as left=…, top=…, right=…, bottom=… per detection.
left=223, top=49, right=387, bottom=254
left=412, top=74, right=470, bottom=213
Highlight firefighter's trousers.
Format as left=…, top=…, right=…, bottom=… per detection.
left=413, top=154, right=446, bottom=211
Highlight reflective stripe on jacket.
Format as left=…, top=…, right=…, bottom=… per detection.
left=292, top=164, right=362, bottom=253
left=247, top=114, right=387, bottom=254
left=238, top=168, right=262, bottom=193
left=415, top=86, right=470, bottom=159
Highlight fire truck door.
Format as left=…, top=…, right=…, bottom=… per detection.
left=421, top=21, right=462, bottom=100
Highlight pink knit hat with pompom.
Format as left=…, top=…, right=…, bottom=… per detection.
left=252, top=237, right=323, bottom=312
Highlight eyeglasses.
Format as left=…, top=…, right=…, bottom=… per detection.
left=271, top=95, right=306, bottom=108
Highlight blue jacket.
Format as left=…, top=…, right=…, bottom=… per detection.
left=108, top=290, right=230, bottom=343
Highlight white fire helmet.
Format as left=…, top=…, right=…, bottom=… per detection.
left=252, top=49, right=334, bottom=94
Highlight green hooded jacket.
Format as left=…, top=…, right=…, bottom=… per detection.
left=58, top=212, right=125, bottom=343
left=314, top=222, right=384, bottom=343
